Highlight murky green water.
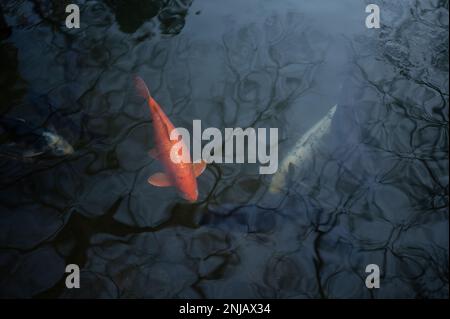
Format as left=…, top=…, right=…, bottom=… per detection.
left=0, top=0, right=448, bottom=298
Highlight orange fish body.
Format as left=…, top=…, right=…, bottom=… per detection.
left=135, top=76, right=205, bottom=202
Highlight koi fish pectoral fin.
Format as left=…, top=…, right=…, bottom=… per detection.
left=148, top=172, right=173, bottom=187
left=192, top=161, right=207, bottom=177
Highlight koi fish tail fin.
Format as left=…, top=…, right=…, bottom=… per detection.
left=134, top=76, right=151, bottom=100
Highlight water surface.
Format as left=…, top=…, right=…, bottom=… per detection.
left=0, top=0, right=448, bottom=298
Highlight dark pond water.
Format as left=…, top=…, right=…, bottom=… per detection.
left=0, top=0, right=448, bottom=298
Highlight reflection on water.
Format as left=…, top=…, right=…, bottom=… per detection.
left=0, top=0, right=448, bottom=298
left=105, top=0, right=193, bottom=34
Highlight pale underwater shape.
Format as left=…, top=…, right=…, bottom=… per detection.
left=269, top=104, right=337, bottom=193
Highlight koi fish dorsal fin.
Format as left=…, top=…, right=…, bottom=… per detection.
left=192, top=161, right=207, bottom=177
left=148, top=172, right=173, bottom=187
left=135, top=76, right=150, bottom=99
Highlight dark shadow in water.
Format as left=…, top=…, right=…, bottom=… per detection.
left=0, top=4, right=11, bottom=40
left=105, top=0, right=194, bottom=34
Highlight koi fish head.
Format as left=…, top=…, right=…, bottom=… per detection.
left=181, top=186, right=198, bottom=202
left=147, top=161, right=205, bottom=203
left=177, top=161, right=206, bottom=202
left=173, top=168, right=200, bottom=202
left=42, top=131, right=74, bottom=156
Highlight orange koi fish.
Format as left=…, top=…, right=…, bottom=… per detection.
left=135, top=76, right=206, bottom=202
